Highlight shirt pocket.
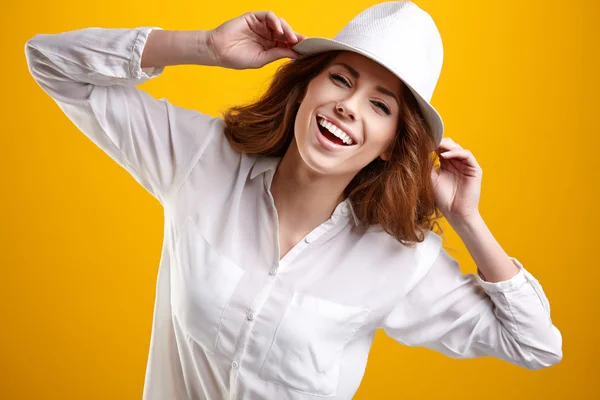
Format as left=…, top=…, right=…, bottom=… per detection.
left=259, top=291, right=371, bottom=397
left=172, top=215, right=245, bottom=356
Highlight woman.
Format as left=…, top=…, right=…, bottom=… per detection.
left=25, top=2, right=562, bottom=399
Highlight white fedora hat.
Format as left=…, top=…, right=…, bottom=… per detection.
left=292, top=1, right=444, bottom=152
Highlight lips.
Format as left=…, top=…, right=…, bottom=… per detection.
left=317, top=117, right=348, bottom=146
left=316, top=114, right=358, bottom=145
left=314, top=115, right=353, bottom=152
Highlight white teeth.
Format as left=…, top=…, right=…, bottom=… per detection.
left=318, top=117, right=354, bottom=145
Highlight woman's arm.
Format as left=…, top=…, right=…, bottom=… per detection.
left=447, top=213, right=521, bottom=283
left=24, top=15, right=303, bottom=204
left=141, top=29, right=220, bottom=68
left=25, top=27, right=221, bottom=206
left=382, top=233, right=562, bottom=370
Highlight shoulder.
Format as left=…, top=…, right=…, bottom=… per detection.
left=362, top=224, right=443, bottom=263
left=355, top=225, right=443, bottom=284
left=358, top=227, right=446, bottom=317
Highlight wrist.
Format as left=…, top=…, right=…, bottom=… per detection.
left=195, top=29, right=221, bottom=67
left=141, top=29, right=220, bottom=68
left=446, top=212, right=483, bottom=234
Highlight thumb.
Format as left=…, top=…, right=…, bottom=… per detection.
left=258, top=47, right=300, bottom=65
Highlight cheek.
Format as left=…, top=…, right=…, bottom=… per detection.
left=368, top=123, right=398, bottom=147
left=385, top=127, right=399, bottom=144
left=293, top=106, right=313, bottom=142
left=382, top=118, right=400, bottom=142
left=307, top=78, right=335, bottom=101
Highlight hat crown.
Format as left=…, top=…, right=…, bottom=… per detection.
left=333, top=1, right=443, bottom=102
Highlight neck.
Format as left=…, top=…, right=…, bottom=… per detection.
left=270, top=140, right=353, bottom=234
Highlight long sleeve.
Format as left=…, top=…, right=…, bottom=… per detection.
left=382, top=245, right=563, bottom=370
left=25, top=27, right=221, bottom=206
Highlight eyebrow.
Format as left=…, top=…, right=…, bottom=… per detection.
left=332, top=62, right=400, bottom=105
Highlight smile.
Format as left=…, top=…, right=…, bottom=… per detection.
left=314, top=115, right=357, bottom=152
left=317, top=116, right=354, bottom=145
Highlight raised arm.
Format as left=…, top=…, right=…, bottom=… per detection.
left=24, top=27, right=221, bottom=205
left=25, top=14, right=305, bottom=206
left=382, top=236, right=563, bottom=370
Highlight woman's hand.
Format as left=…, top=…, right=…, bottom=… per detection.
left=431, top=137, right=483, bottom=223
left=207, top=11, right=307, bottom=70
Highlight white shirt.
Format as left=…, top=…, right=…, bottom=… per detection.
left=25, top=26, right=562, bottom=400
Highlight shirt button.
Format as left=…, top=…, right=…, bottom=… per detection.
left=269, top=268, right=277, bottom=275
left=305, top=236, right=313, bottom=243
left=232, top=361, right=239, bottom=369
left=246, top=312, right=255, bottom=321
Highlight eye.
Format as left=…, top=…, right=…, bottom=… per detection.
left=373, top=101, right=391, bottom=115
left=329, top=72, right=392, bottom=116
left=329, top=73, right=350, bottom=87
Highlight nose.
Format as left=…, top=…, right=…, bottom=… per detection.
left=335, top=97, right=357, bottom=121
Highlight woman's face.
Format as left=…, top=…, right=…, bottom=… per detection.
left=293, top=51, right=403, bottom=178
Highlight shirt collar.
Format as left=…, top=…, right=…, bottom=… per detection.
left=250, top=155, right=280, bottom=180
left=334, top=197, right=360, bottom=226
left=250, top=156, right=360, bottom=227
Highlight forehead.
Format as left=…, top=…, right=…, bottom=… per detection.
left=329, top=51, right=402, bottom=95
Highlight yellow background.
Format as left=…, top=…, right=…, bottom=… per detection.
left=2, top=0, right=597, bottom=398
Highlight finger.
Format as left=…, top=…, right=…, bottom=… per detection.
left=275, top=41, right=301, bottom=58
left=261, top=46, right=301, bottom=63
left=276, top=40, right=298, bottom=51
left=278, top=18, right=298, bottom=43
left=250, top=11, right=284, bottom=40
left=436, top=137, right=463, bottom=153
left=440, top=149, right=481, bottom=170
left=437, top=137, right=462, bottom=151
left=247, top=12, right=276, bottom=43
left=266, top=11, right=285, bottom=37
left=440, top=149, right=471, bottom=160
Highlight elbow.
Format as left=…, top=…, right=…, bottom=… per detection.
left=525, top=348, right=563, bottom=370
left=24, top=35, right=39, bottom=59
left=24, top=34, right=52, bottom=79
left=524, top=327, right=563, bottom=370
left=23, top=35, right=71, bottom=102
left=546, top=348, right=563, bottom=368
left=24, top=36, right=41, bottom=76
left=499, top=323, right=563, bottom=370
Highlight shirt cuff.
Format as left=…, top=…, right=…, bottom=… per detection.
left=476, top=257, right=527, bottom=293
left=130, top=27, right=165, bottom=80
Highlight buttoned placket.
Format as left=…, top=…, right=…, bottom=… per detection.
left=228, top=170, right=351, bottom=396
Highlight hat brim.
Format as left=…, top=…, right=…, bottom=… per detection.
left=292, top=37, right=444, bottom=151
